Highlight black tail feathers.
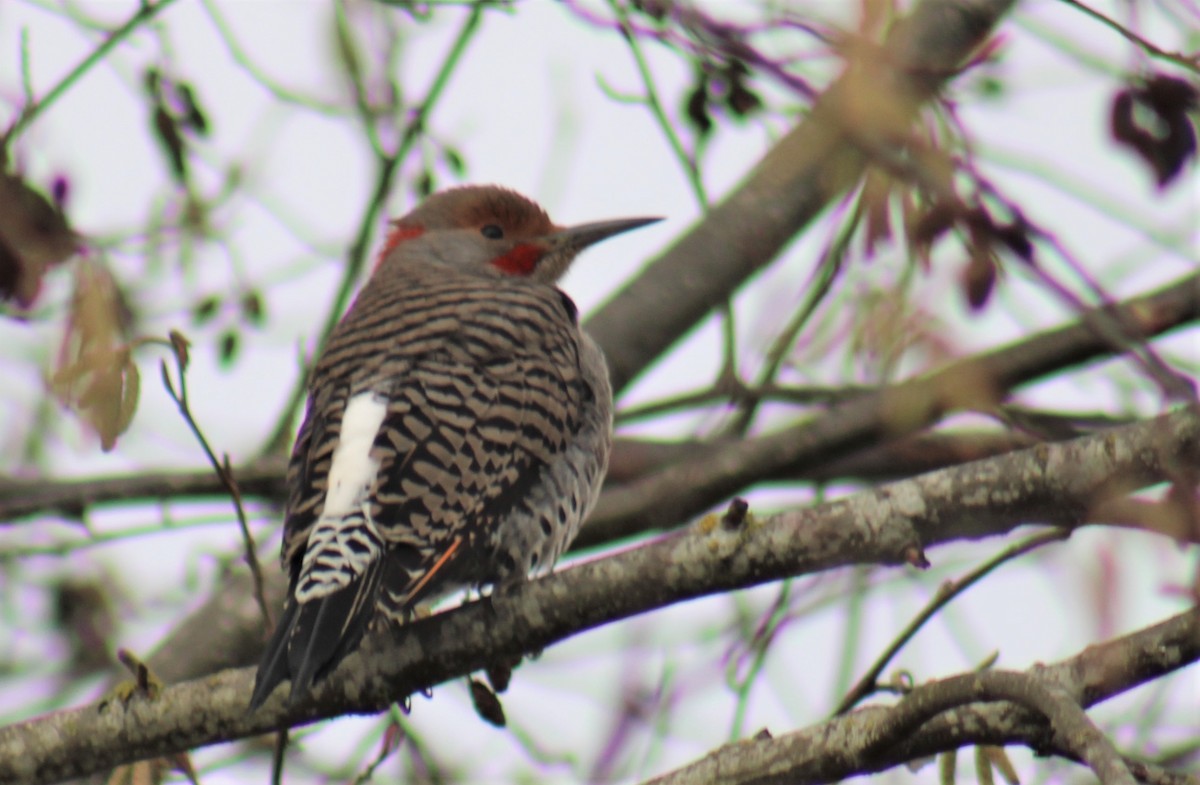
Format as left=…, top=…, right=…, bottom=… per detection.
left=248, top=561, right=382, bottom=712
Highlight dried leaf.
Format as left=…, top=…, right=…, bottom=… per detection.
left=443, top=146, right=466, bottom=177
left=909, top=201, right=956, bottom=263
left=118, top=358, right=141, bottom=438
left=152, top=103, right=188, bottom=183
left=685, top=71, right=713, bottom=138
left=485, top=656, right=517, bottom=693
left=974, top=745, right=996, bottom=785
left=861, top=169, right=894, bottom=258
left=192, top=294, right=220, bottom=325
left=962, top=249, right=997, bottom=311
left=415, top=170, right=434, bottom=198
left=241, top=290, right=265, bottom=327
left=939, top=749, right=957, bottom=785
left=1110, top=73, right=1199, bottom=188
left=175, top=82, right=210, bottom=137
left=218, top=328, right=240, bottom=367
left=51, top=260, right=137, bottom=451
left=982, top=746, right=1020, bottom=785
left=168, top=329, right=191, bottom=370
left=469, top=678, right=506, bottom=727
left=50, top=175, right=70, bottom=208
left=726, top=72, right=763, bottom=117
left=0, top=171, right=77, bottom=307
left=993, top=220, right=1034, bottom=264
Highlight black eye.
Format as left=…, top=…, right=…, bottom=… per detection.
left=481, top=224, right=504, bottom=239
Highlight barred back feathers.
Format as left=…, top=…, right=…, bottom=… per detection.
left=250, top=186, right=658, bottom=709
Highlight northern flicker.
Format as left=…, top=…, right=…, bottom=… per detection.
left=249, top=185, right=657, bottom=710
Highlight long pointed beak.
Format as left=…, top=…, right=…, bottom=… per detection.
left=545, top=216, right=662, bottom=251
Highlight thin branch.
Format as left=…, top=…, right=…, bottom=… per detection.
left=607, top=0, right=708, bottom=207
left=1057, top=0, right=1200, bottom=71
left=157, top=335, right=270, bottom=629
left=725, top=190, right=862, bottom=435
left=835, top=528, right=1072, bottom=715
left=562, top=0, right=822, bottom=100
left=615, top=381, right=862, bottom=424
left=2, top=0, right=183, bottom=148
left=198, top=0, right=350, bottom=113
left=605, top=0, right=745, bottom=399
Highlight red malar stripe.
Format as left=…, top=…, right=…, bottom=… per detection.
left=376, top=225, right=425, bottom=268
left=491, top=243, right=543, bottom=276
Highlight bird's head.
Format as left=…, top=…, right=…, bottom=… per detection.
left=376, top=185, right=659, bottom=284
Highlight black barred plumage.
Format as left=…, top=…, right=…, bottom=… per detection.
left=250, top=186, right=658, bottom=710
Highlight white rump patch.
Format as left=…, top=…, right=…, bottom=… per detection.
left=323, top=392, right=387, bottom=517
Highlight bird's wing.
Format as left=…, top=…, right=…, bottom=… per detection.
left=251, top=289, right=583, bottom=708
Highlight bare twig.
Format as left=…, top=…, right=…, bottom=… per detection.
left=157, top=333, right=270, bottom=629
left=198, top=0, right=351, bottom=113
left=607, top=0, right=709, bottom=207
left=835, top=528, right=1071, bottom=715
left=1057, top=0, right=1200, bottom=71
left=615, top=380, right=863, bottom=424
left=2, top=0, right=183, bottom=147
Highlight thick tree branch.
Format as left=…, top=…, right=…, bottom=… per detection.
left=1, top=271, right=1186, bottom=698
left=642, top=607, right=1200, bottom=785
left=0, top=271, right=1190, bottom=706
left=869, top=671, right=1136, bottom=785
left=0, top=458, right=289, bottom=523
left=1, top=406, right=1196, bottom=784
left=587, top=0, right=1019, bottom=394
left=580, top=271, right=1200, bottom=546
left=4, top=270, right=1194, bottom=530
left=0, top=432, right=1034, bottom=523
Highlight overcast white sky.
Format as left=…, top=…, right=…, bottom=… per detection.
left=0, top=1, right=1196, bottom=783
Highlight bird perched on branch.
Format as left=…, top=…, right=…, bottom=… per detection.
left=250, top=185, right=658, bottom=710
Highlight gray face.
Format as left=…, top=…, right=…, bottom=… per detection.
left=377, top=185, right=660, bottom=285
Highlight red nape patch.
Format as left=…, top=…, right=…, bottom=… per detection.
left=375, top=225, right=425, bottom=268
left=491, top=244, right=544, bottom=276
